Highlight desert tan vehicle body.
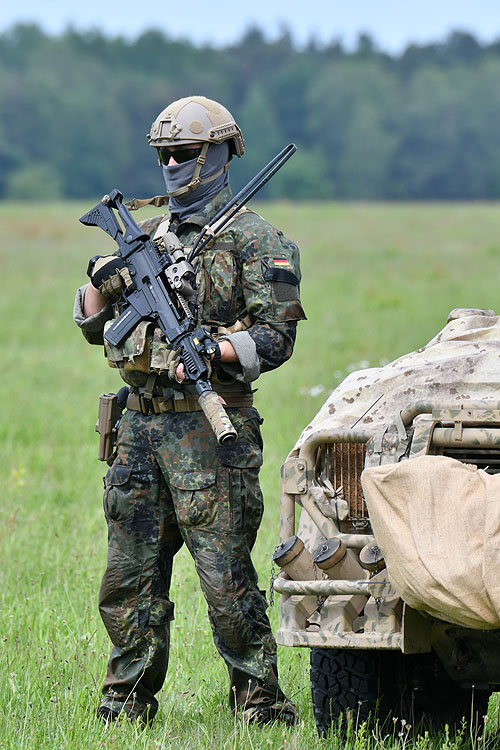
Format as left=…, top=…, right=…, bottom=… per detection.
left=272, top=308, right=500, bottom=734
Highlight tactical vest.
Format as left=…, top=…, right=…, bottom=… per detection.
left=102, top=208, right=304, bottom=390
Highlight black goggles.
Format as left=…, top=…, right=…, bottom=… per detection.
left=158, top=146, right=202, bottom=165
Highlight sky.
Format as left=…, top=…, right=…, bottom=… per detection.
left=1, top=0, right=500, bottom=52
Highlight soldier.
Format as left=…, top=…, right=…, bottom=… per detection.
left=74, top=96, right=305, bottom=726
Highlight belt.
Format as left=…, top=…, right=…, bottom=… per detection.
left=126, top=390, right=253, bottom=415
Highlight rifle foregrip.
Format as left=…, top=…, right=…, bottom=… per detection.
left=198, top=390, right=237, bottom=445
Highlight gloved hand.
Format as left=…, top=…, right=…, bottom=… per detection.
left=165, top=347, right=182, bottom=381
left=87, top=254, right=132, bottom=297
left=171, top=354, right=214, bottom=383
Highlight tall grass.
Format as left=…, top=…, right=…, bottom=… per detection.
left=2, top=200, right=500, bottom=748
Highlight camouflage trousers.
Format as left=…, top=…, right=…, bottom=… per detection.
left=98, top=405, right=285, bottom=720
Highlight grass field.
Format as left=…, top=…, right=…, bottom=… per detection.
left=2, top=199, right=500, bottom=749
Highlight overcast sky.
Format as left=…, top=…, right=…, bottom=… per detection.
left=1, top=0, right=500, bottom=51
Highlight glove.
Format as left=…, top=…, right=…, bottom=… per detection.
left=164, top=349, right=212, bottom=383
left=87, top=254, right=132, bottom=297
left=165, top=347, right=182, bottom=381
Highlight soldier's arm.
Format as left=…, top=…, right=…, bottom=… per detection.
left=73, top=283, right=113, bottom=345
left=219, top=217, right=306, bottom=379
left=84, top=283, right=108, bottom=317
left=74, top=213, right=170, bottom=343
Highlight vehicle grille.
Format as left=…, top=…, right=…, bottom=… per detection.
left=441, top=448, right=500, bottom=474
left=320, top=442, right=368, bottom=519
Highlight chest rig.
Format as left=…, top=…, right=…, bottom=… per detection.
left=153, top=208, right=252, bottom=337
left=103, top=206, right=251, bottom=382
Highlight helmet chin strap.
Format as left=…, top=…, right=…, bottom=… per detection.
left=167, top=143, right=230, bottom=199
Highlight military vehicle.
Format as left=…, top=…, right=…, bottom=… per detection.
left=271, top=308, right=500, bottom=735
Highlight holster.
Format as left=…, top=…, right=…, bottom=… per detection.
left=95, top=393, right=123, bottom=464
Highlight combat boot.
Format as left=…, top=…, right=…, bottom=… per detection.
left=242, top=696, right=298, bottom=726
left=96, top=701, right=157, bottom=725
left=96, top=706, right=120, bottom=723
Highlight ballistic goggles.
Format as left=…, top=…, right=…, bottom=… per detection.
left=157, top=146, right=202, bottom=165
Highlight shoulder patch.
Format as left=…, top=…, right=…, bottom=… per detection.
left=271, top=257, right=292, bottom=269
left=264, top=267, right=299, bottom=286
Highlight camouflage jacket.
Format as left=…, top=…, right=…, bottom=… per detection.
left=74, top=186, right=305, bottom=391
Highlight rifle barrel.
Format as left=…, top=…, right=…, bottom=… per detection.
left=187, top=143, right=296, bottom=263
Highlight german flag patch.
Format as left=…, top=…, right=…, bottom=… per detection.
left=264, top=258, right=299, bottom=290
left=272, top=257, right=292, bottom=268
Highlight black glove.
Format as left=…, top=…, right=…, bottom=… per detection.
left=87, top=254, right=130, bottom=296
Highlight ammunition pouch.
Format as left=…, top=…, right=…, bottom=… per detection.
left=126, top=388, right=253, bottom=416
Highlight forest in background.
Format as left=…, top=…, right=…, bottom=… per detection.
left=2, top=23, right=500, bottom=201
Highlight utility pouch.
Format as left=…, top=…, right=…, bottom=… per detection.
left=96, top=392, right=123, bottom=464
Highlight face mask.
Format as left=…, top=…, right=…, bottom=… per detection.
left=162, top=142, right=230, bottom=220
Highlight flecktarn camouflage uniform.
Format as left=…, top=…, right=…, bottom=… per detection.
left=74, top=186, right=305, bottom=722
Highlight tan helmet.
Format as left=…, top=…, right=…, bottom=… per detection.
left=148, top=95, right=244, bottom=157
left=148, top=96, right=244, bottom=198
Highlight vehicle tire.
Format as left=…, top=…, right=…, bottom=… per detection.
left=310, top=648, right=401, bottom=736
left=310, top=647, right=491, bottom=738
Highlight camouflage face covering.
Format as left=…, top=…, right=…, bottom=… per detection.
left=163, top=142, right=230, bottom=220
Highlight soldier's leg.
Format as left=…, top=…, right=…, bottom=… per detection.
left=158, top=408, right=296, bottom=723
left=98, top=411, right=183, bottom=721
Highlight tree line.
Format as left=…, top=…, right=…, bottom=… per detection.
left=2, top=23, right=500, bottom=201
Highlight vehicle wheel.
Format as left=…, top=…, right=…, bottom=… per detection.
left=310, top=648, right=491, bottom=737
left=310, top=648, right=401, bottom=736
left=403, top=651, right=491, bottom=731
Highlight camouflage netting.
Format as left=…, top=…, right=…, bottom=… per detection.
left=293, top=311, right=500, bottom=452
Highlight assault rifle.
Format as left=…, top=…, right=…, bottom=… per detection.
left=79, top=143, right=296, bottom=445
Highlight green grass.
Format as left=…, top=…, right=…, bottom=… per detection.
left=2, top=199, right=500, bottom=748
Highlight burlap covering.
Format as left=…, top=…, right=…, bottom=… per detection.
left=362, top=455, right=500, bottom=629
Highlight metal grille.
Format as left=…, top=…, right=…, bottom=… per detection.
left=441, top=448, right=500, bottom=474
left=323, top=443, right=368, bottom=518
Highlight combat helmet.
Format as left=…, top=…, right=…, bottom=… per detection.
left=147, top=96, right=245, bottom=198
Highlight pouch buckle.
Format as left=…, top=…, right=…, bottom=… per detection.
left=139, top=394, right=155, bottom=415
